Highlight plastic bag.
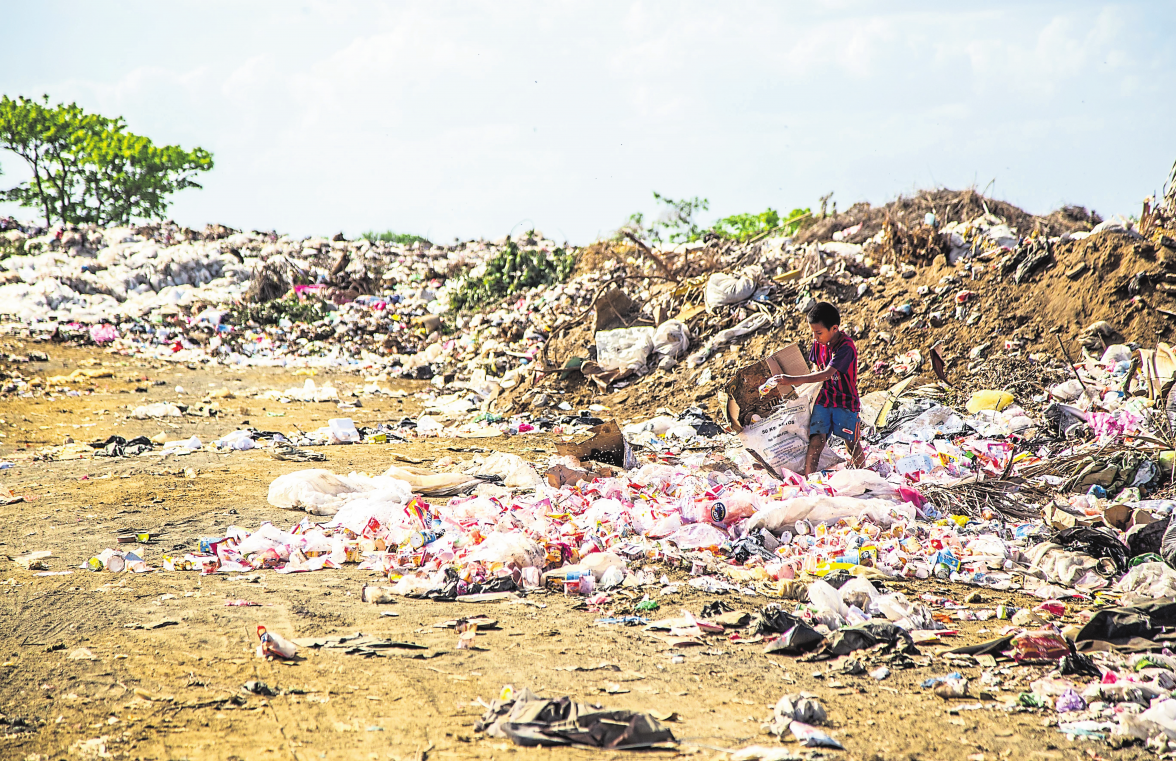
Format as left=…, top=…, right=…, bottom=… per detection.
left=839, top=576, right=880, bottom=610
left=807, top=579, right=848, bottom=620
left=268, top=469, right=361, bottom=511
left=704, top=270, right=757, bottom=311
left=1027, top=542, right=1114, bottom=591
left=595, top=327, right=655, bottom=377
left=581, top=551, right=628, bottom=579
left=599, top=565, right=625, bottom=588
left=466, top=531, right=545, bottom=568
left=875, top=592, right=913, bottom=622
left=328, top=418, right=360, bottom=444
left=477, top=452, right=542, bottom=490
left=214, top=430, right=256, bottom=451
left=1050, top=379, right=1086, bottom=402
left=826, top=469, right=898, bottom=500
left=665, top=522, right=729, bottom=550
left=1115, top=561, right=1176, bottom=604
left=965, top=390, right=1014, bottom=414
left=773, top=693, right=826, bottom=726
left=1119, top=698, right=1176, bottom=740
left=1101, top=344, right=1133, bottom=365
left=652, top=320, right=690, bottom=368
left=747, top=497, right=915, bottom=534
left=132, top=402, right=183, bottom=419
left=266, top=469, right=412, bottom=520
left=326, top=479, right=414, bottom=533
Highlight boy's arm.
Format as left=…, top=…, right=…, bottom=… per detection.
left=773, top=367, right=837, bottom=385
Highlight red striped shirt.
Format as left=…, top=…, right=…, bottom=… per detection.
left=807, top=332, right=860, bottom=412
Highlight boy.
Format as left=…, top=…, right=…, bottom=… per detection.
left=767, top=301, right=863, bottom=474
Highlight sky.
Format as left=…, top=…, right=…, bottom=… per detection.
left=1, top=1, right=1174, bottom=243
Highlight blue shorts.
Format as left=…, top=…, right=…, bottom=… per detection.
left=810, top=404, right=860, bottom=447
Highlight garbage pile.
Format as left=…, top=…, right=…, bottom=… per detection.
left=23, top=189, right=1176, bottom=752
left=3, top=190, right=1176, bottom=431
left=58, top=278, right=1176, bottom=751
left=0, top=219, right=518, bottom=369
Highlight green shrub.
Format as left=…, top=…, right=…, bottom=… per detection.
left=449, top=241, right=574, bottom=312
left=230, top=294, right=333, bottom=326
left=710, top=207, right=812, bottom=241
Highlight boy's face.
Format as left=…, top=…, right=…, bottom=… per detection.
left=809, top=321, right=838, bottom=346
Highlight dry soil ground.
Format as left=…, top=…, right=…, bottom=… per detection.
left=0, top=341, right=1148, bottom=761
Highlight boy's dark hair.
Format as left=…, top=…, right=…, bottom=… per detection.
left=807, top=301, right=840, bottom=329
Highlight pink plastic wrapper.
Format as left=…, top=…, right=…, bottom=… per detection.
left=89, top=323, right=118, bottom=343
left=1010, top=629, right=1069, bottom=663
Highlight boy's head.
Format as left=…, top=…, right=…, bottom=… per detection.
left=806, top=301, right=841, bottom=345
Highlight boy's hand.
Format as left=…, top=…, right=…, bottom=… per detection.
left=758, top=374, right=793, bottom=395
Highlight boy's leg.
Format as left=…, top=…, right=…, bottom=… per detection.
left=832, top=408, right=865, bottom=468
left=805, top=433, right=827, bottom=475
left=846, top=437, right=865, bottom=468
left=806, top=404, right=834, bottom=475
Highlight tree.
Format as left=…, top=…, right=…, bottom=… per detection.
left=622, top=191, right=710, bottom=245
left=0, top=95, right=213, bottom=225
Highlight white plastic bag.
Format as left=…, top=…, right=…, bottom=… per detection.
left=826, top=469, right=898, bottom=500
left=1115, top=562, right=1176, bottom=605
left=268, top=469, right=360, bottom=512
left=267, top=469, right=412, bottom=521
left=747, top=497, right=915, bottom=534
left=466, top=531, right=544, bottom=568
left=652, top=320, right=690, bottom=368
left=807, top=579, right=848, bottom=621
left=1120, top=698, right=1176, bottom=740
left=133, top=402, right=182, bottom=419
left=665, top=522, right=729, bottom=550
left=581, top=551, right=628, bottom=579
left=704, top=270, right=757, bottom=311
left=328, top=418, right=360, bottom=444
left=477, top=451, right=542, bottom=490
left=595, top=327, right=655, bottom=377
left=838, top=576, right=880, bottom=610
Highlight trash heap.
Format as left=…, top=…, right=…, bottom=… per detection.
left=4, top=189, right=1176, bottom=430
left=30, top=183, right=1176, bottom=751
left=69, top=325, right=1176, bottom=749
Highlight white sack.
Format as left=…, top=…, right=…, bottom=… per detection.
left=595, top=327, right=655, bottom=377
left=705, top=271, right=756, bottom=311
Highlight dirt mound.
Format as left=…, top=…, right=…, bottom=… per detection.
left=525, top=228, right=1176, bottom=421
left=793, top=188, right=1092, bottom=247
left=852, top=229, right=1174, bottom=369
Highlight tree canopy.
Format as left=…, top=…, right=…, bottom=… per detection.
left=0, top=95, right=213, bottom=226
